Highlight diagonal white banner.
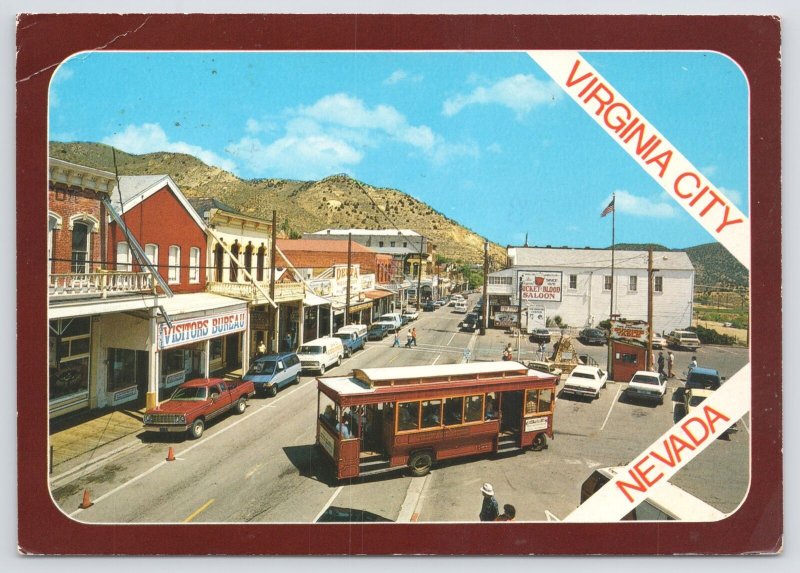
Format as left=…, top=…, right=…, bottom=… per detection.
left=529, top=51, right=750, bottom=267
left=528, top=51, right=752, bottom=522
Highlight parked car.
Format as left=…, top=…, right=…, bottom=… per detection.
left=459, top=312, right=480, bottom=332
left=529, top=328, right=552, bottom=344
left=243, top=352, right=301, bottom=397
left=368, top=322, right=393, bottom=340
left=423, top=300, right=435, bottom=312
left=377, top=312, right=403, bottom=332
left=685, top=367, right=724, bottom=391
left=334, top=324, right=368, bottom=357
left=402, top=309, right=419, bottom=322
left=143, top=378, right=255, bottom=439
left=651, top=333, right=667, bottom=349
left=561, top=365, right=608, bottom=400
left=434, top=299, right=446, bottom=308
left=297, top=337, right=345, bottom=375
left=579, top=328, right=606, bottom=345
left=666, top=329, right=701, bottom=351
left=527, top=360, right=563, bottom=381
left=625, top=370, right=667, bottom=405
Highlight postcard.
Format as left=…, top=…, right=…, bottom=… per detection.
left=17, top=13, right=781, bottom=555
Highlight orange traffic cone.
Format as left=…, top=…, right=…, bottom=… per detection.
left=166, top=447, right=176, bottom=462
left=79, top=489, right=93, bottom=509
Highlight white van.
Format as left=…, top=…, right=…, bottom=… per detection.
left=378, top=313, right=403, bottom=332
left=297, top=337, right=345, bottom=375
left=453, top=300, right=468, bottom=314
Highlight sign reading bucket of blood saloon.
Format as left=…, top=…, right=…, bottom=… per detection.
left=519, top=271, right=563, bottom=302
left=158, top=310, right=249, bottom=349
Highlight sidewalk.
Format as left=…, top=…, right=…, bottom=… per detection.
left=470, top=326, right=549, bottom=363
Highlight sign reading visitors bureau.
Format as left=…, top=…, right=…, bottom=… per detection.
left=519, top=271, right=563, bottom=302
left=158, top=311, right=248, bottom=349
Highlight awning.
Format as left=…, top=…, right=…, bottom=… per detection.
left=49, top=292, right=248, bottom=320
left=303, top=292, right=331, bottom=307
left=362, top=289, right=395, bottom=300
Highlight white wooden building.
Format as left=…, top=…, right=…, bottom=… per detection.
left=487, top=246, right=695, bottom=335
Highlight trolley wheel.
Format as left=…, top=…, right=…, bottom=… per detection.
left=408, top=451, right=433, bottom=477
left=189, top=418, right=205, bottom=440
left=531, top=433, right=548, bottom=452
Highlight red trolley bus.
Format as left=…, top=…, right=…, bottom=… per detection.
left=315, top=361, right=558, bottom=480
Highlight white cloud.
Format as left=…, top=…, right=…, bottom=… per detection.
left=603, top=190, right=677, bottom=218
left=384, top=69, right=423, bottom=85
left=102, top=123, right=237, bottom=172
left=700, top=164, right=718, bottom=177
left=487, top=142, right=502, bottom=154
left=443, top=74, right=561, bottom=118
left=226, top=130, right=363, bottom=180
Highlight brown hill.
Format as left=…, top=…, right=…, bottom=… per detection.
left=49, top=142, right=505, bottom=265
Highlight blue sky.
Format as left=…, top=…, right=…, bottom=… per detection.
left=50, top=51, right=749, bottom=250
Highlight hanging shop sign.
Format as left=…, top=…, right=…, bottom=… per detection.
left=158, top=309, right=248, bottom=350
left=610, top=319, right=648, bottom=344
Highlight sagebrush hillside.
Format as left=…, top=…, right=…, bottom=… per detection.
left=49, top=142, right=505, bottom=265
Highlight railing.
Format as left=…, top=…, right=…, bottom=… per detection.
left=207, top=280, right=305, bottom=302
left=49, top=271, right=154, bottom=298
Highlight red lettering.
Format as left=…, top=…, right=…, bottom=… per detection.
left=616, top=469, right=648, bottom=503
left=604, top=102, right=631, bottom=132
left=668, top=434, right=695, bottom=463
left=566, top=59, right=594, bottom=89
left=689, top=186, right=709, bottom=207
left=633, top=456, right=663, bottom=488
left=674, top=171, right=700, bottom=199
left=699, top=189, right=725, bottom=217
left=681, top=417, right=710, bottom=447
left=645, top=149, right=673, bottom=178
left=703, top=405, right=731, bottom=434
left=618, top=117, right=639, bottom=139
left=623, top=123, right=659, bottom=157
left=583, top=83, right=615, bottom=116
left=717, top=205, right=744, bottom=233
left=650, top=439, right=678, bottom=467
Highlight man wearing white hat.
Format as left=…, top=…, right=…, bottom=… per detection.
left=479, top=482, right=499, bottom=521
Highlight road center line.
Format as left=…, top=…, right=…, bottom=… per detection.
left=599, top=385, right=622, bottom=432
left=312, top=485, right=344, bottom=522
left=446, top=332, right=456, bottom=346
left=183, top=499, right=215, bottom=523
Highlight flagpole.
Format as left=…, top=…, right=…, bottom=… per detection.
left=610, top=192, right=615, bottom=319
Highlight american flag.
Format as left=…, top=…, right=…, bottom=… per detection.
left=601, top=197, right=615, bottom=217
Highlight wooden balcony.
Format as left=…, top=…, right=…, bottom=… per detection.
left=49, top=271, right=155, bottom=299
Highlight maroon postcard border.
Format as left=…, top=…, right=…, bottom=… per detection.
left=16, top=13, right=782, bottom=555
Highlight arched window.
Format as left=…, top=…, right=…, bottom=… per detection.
left=71, top=222, right=90, bottom=273
left=168, top=245, right=181, bottom=284
left=189, top=247, right=200, bottom=283
left=244, top=242, right=254, bottom=277
left=145, top=244, right=159, bottom=272
left=116, top=242, right=132, bottom=271
left=230, top=241, right=241, bottom=282
left=257, top=244, right=267, bottom=282
left=214, top=243, right=224, bottom=282
left=48, top=212, right=62, bottom=274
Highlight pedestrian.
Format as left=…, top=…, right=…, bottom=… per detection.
left=336, top=416, right=352, bottom=439
left=411, top=327, right=417, bottom=347
left=502, top=343, right=513, bottom=361
left=391, top=331, right=400, bottom=347
left=667, top=351, right=675, bottom=378
left=479, top=482, right=499, bottom=522
left=657, top=352, right=665, bottom=376
left=256, top=339, right=266, bottom=357
left=689, top=355, right=698, bottom=370
left=405, top=330, right=413, bottom=348
left=496, top=504, right=516, bottom=521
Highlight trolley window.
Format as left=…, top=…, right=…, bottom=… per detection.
left=525, top=388, right=554, bottom=415
left=398, top=401, right=420, bottom=431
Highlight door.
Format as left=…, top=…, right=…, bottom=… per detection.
left=499, top=390, right=523, bottom=433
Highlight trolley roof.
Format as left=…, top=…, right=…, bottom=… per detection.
left=353, top=361, right=530, bottom=387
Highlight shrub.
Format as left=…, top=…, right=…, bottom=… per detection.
left=690, top=325, right=738, bottom=346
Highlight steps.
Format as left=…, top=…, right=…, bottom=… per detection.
left=496, top=433, right=521, bottom=454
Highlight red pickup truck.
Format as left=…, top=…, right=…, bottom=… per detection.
left=143, top=378, right=255, bottom=439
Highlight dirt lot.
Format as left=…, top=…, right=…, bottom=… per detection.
left=692, top=319, right=749, bottom=346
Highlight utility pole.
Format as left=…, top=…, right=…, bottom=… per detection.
left=417, top=237, right=424, bottom=309
left=480, top=240, right=489, bottom=335
left=345, top=232, right=352, bottom=326
left=268, top=209, right=277, bottom=353
left=647, top=246, right=654, bottom=370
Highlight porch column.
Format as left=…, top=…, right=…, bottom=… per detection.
left=204, top=339, right=211, bottom=376
left=297, top=301, right=305, bottom=349
left=242, top=311, right=251, bottom=373
left=147, top=307, right=159, bottom=409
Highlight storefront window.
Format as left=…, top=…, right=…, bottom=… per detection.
left=49, top=317, right=91, bottom=401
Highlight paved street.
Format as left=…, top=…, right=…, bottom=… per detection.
left=50, top=294, right=750, bottom=524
